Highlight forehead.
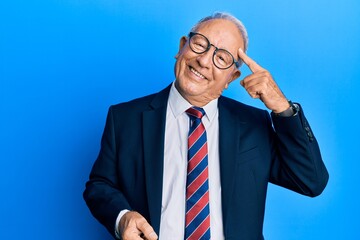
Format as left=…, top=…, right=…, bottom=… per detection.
left=195, top=19, right=245, bottom=53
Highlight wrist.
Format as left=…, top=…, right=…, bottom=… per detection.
left=274, top=101, right=299, bottom=117
left=115, top=209, right=130, bottom=239
left=272, top=100, right=291, bottom=114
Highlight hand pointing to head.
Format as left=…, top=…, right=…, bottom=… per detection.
left=238, top=48, right=290, bottom=113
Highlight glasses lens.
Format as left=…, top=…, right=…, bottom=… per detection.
left=214, top=49, right=234, bottom=69
left=190, top=34, right=209, bottom=53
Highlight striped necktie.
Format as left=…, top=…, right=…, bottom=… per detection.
left=185, top=107, right=210, bottom=240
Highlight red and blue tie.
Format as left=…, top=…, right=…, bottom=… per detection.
left=185, top=107, right=210, bottom=240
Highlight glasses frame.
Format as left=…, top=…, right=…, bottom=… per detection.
left=188, top=32, right=240, bottom=70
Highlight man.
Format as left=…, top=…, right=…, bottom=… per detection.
left=84, top=12, right=329, bottom=240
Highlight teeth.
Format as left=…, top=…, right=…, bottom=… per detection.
left=190, top=67, right=205, bottom=79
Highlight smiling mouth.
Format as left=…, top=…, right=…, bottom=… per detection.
left=189, top=66, right=206, bottom=79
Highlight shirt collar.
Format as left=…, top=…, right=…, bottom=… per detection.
left=168, top=81, right=218, bottom=122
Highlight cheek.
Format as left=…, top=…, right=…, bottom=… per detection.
left=175, top=55, right=188, bottom=77
left=212, top=74, right=233, bottom=91
left=175, top=61, right=183, bottom=80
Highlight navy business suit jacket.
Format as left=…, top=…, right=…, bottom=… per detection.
left=84, top=85, right=329, bottom=240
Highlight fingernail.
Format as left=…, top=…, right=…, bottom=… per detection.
left=240, top=80, right=244, bottom=86
left=238, top=48, right=243, bottom=52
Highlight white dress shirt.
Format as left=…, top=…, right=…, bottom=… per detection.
left=116, top=82, right=224, bottom=239
left=159, top=82, right=224, bottom=239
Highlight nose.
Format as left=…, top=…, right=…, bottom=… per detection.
left=196, top=45, right=215, bottom=68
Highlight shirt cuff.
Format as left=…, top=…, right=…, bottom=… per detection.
left=115, top=209, right=130, bottom=239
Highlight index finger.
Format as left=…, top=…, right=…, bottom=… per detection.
left=138, top=221, right=158, bottom=240
left=238, top=48, right=263, bottom=73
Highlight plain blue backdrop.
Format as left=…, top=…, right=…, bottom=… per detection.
left=1, top=0, right=359, bottom=239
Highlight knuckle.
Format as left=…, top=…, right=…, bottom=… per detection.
left=137, top=218, right=147, bottom=227
left=263, top=70, right=270, bottom=76
left=143, top=224, right=152, bottom=231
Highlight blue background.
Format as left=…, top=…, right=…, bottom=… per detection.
left=1, top=0, right=359, bottom=239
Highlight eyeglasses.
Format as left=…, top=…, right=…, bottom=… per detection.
left=188, top=32, right=240, bottom=70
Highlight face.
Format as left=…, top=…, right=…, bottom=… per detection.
left=174, top=19, right=245, bottom=106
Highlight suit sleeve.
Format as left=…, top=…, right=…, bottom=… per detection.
left=83, top=106, right=131, bottom=237
left=268, top=104, right=329, bottom=197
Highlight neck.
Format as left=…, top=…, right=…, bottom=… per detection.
left=174, top=81, right=212, bottom=107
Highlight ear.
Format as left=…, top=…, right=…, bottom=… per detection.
left=225, top=69, right=241, bottom=89
left=174, top=36, right=188, bottom=59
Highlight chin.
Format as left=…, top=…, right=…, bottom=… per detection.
left=183, top=80, right=205, bottom=95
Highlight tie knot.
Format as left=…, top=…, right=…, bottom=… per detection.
left=186, top=107, right=205, bottom=119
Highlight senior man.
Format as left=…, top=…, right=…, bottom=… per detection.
left=84, top=12, right=329, bottom=240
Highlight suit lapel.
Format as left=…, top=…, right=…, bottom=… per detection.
left=218, top=97, right=247, bottom=230
left=142, top=85, right=171, bottom=234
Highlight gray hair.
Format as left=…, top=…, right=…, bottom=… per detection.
left=190, top=12, right=249, bottom=67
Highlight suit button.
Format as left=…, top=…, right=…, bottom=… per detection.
left=307, top=131, right=314, bottom=142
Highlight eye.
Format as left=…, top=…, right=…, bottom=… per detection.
left=195, top=42, right=205, bottom=48
left=214, top=50, right=233, bottom=68
left=190, top=34, right=209, bottom=52
left=192, top=40, right=207, bottom=51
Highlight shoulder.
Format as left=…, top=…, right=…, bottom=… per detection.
left=109, top=84, right=171, bottom=115
left=110, top=93, right=156, bottom=113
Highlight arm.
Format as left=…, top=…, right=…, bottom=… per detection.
left=238, top=49, right=328, bottom=196
left=83, top=106, right=157, bottom=239
left=268, top=105, right=328, bottom=196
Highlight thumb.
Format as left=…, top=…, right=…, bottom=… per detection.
left=240, top=80, right=245, bottom=87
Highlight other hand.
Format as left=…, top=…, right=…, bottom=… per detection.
left=119, top=211, right=158, bottom=240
